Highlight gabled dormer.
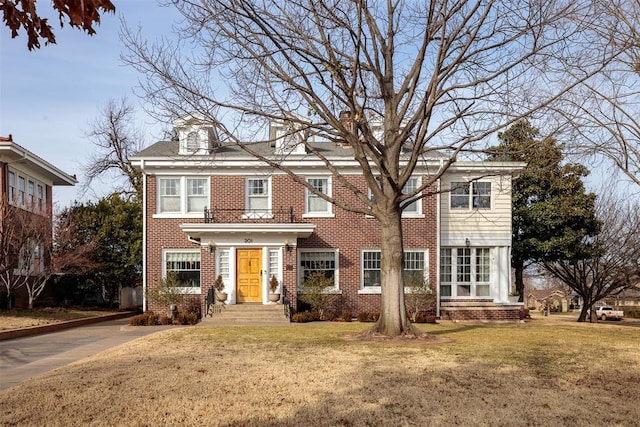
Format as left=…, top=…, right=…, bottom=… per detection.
left=269, top=116, right=309, bottom=155
left=173, top=114, right=219, bottom=155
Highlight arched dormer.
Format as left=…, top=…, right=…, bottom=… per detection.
left=173, top=114, right=219, bottom=155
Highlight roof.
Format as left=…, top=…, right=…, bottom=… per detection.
left=0, top=137, right=77, bottom=186
left=132, top=140, right=525, bottom=174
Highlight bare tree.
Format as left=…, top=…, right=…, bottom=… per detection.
left=542, top=194, right=640, bottom=322
left=122, top=1, right=619, bottom=336
left=556, top=0, right=640, bottom=188
left=83, top=98, right=145, bottom=199
left=0, top=198, right=33, bottom=308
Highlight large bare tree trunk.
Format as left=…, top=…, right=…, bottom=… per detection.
left=372, top=207, right=412, bottom=336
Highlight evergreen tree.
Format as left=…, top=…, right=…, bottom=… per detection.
left=489, top=120, right=601, bottom=298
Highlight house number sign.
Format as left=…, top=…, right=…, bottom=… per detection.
left=244, top=238, right=253, bottom=244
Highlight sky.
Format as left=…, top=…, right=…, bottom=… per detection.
left=0, top=1, right=180, bottom=209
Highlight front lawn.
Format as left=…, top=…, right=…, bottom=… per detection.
left=1, top=319, right=638, bottom=426
left=0, top=308, right=121, bottom=330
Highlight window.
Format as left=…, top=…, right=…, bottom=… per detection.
left=18, top=176, right=25, bottom=207
left=450, top=181, right=491, bottom=209
left=159, top=178, right=181, bottom=213
left=187, top=178, right=207, bottom=212
left=218, top=249, right=230, bottom=282
left=450, top=182, right=469, bottom=209
left=157, top=177, right=209, bottom=215
left=246, top=178, right=270, bottom=215
left=362, top=250, right=427, bottom=288
left=299, top=250, right=337, bottom=287
left=186, top=131, right=199, bottom=151
left=472, top=182, right=491, bottom=209
left=368, top=176, right=422, bottom=217
left=8, top=172, right=15, bottom=204
left=27, top=180, right=35, bottom=208
left=440, top=247, right=491, bottom=298
left=37, top=185, right=44, bottom=212
left=305, top=177, right=331, bottom=215
left=165, top=251, right=201, bottom=288
left=269, top=248, right=280, bottom=280
left=402, top=177, right=421, bottom=215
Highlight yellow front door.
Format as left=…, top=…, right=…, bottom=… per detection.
left=237, top=249, right=262, bottom=302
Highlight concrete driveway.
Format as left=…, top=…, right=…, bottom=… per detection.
left=0, top=318, right=174, bottom=390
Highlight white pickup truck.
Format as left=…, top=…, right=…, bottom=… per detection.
left=593, top=306, right=624, bottom=321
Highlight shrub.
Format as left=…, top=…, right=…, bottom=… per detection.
left=339, top=310, right=353, bottom=322
left=146, top=272, right=186, bottom=309
left=176, top=311, right=199, bottom=325
left=158, top=315, right=171, bottom=325
left=357, top=312, right=379, bottom=322
left=298, top=272, right=340, bottom=320
left=404, top=272, right=436, bottom=323
left=291, top=311, right=321, bottom=323
left=129, top=312, right=159, bottom=326
left=624, top=309, right=640, bottom=318
left=324, top=311, right=337, bottom=321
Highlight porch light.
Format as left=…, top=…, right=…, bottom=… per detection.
left=465, top=238, right=470, bottom=248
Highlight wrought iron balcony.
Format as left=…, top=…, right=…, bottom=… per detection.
left=204, top=207, right=296, bottom=223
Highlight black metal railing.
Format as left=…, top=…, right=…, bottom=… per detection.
left=282, top=286, right=291, bottom=321
left=204, top=207, right=295, bottom=223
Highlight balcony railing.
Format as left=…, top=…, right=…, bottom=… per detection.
left=204, top=207, right=296, bottom=223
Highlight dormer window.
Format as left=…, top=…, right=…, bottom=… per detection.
left=186, top=132, right=199, bottom=151
left=173, top=114, right=219, bottom=155
left=269, top=117, right=308, bottom=155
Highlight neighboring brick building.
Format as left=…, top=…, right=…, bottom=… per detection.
left=132, top=116, right=524, bottom=320
left=0, top=135, right=77, bottom=308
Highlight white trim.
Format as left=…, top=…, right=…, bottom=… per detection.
left=245, top=176, right=272, bottom=215
left=161, top=248, right=202, bottom=294
left=157, top=176, right=210, bottom=215
left=304, top=176, right=333, bottom=216
left=360, top=248, right=429, bottom=290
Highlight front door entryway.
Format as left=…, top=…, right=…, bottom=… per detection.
left=237, top=249, right=262, bottom=302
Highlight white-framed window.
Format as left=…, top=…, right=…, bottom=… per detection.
left=27, top=180, right=35, bottom=208
left=164, top=250, right=201, bottom=289
left=186, top=131, right=199, bottom=151
left=8, top=171, right=15, bottom=204
left=305, top=177, right=332, bottom=216
left=269, top=248, right=280, bottom=279
left=245, top=177, right=271, bottom=217
left=37, top=184, right=44, bottom=213
left=361, top=249, right=427, bottom=288
left=440, top=247, right=491, bottom=298
left=402, top=177, right=422, bottom=216
left=298, top=249, right=338, bottom=289
left=450, top=181, right=491, bottom=209
left=18, top=176, right=25, bottom=207
left=157, top=176, right=210, bottom=215
left=218, top=248, right=230, bottom=283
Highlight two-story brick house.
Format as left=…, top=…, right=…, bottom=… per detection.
left=0, top=135, right=77, bottom=308
left=132, top=116, right=524, bottom=321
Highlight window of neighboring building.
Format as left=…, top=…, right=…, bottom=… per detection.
left=27, top=180, right=35, bottom=208
left=361, top=249, right=427, bottom=288
left=246, top=178, right=271, bottom=216
left=37, top=184, right=44, bottom=213
left=440, top=247, right=491, bottom=298
left=305, top=177, right=331, bottom=216
left=157, top=177, right=209, bottom=215
left=18, top=176, right=25, bottom=207
left=450, top=181, right=491, bottom=209
left=164, top=251, right=201, bottom=288
left=299, top=250, right=337, bottom=288
left=8, top=172, right=15, bottom=204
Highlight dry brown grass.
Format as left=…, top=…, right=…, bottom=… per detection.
left=0, top=308, right=121, bottom=330
left=1, top=317, right=639, bottom=426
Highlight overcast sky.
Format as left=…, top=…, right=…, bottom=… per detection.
left=0, top=1, right=179, bottom=209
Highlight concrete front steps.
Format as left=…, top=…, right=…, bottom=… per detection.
left=203, top=303, right=290, bottom=325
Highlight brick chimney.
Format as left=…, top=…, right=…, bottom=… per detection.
left=338, top=110, right=354, bottom=145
